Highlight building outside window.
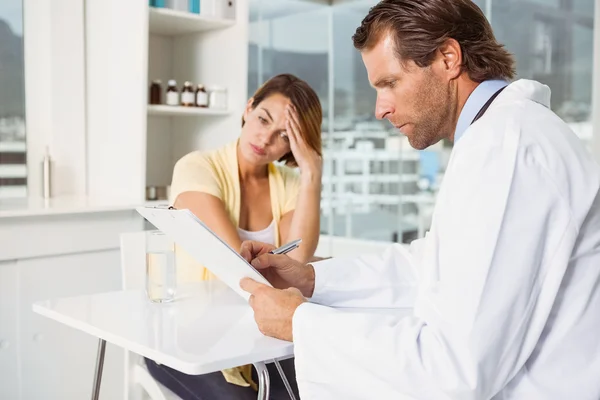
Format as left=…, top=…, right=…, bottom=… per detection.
left=250, top=0, right=596, bottom=243
left=0, top=0, right=26, bottom=199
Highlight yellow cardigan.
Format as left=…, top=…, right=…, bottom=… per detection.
left=169, top=139, right=301, bottom=389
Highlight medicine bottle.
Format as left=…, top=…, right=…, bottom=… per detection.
left=149, top=80, right=162, bottom=104
left=166, top=80, right=179, bottom=106
left=195, top=84, right=208, bottom=108
left=181, top=81, right=195, bottom=107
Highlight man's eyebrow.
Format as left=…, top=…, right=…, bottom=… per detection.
left=372, top=76, right=397, bottom=88
left=260, top=107, right=273, bottom=121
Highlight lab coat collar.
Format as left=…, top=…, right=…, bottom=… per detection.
left=454, top=79, right=552, bottom=143
left=454, top=79, right=509, bottom=143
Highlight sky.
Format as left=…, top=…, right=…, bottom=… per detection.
left=0, top=0, right=22, bottom=36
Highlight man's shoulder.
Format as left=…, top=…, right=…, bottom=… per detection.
left=475, top=98, right=589, bottom=166
left=468, top=99, right=600, bottom=218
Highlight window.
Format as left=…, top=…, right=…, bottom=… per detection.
left=249, top=0, right=596, bottom=243
left=0, top=0, right=26, bottom=199
left=478, top=0, right=595, bottom=150
left=248, top=0, right=330, bottom=112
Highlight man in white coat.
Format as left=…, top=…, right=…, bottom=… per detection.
left=240, top=0, right=600, bottom=398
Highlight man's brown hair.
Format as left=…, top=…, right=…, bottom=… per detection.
left=352, top=0, right=516, bottom=82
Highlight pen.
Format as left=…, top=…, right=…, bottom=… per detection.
left=269, top=238, right=302, bottom=255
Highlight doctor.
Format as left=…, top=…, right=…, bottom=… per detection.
left=240, top=0, right=600, bottom=398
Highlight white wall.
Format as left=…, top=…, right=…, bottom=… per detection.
left=24, top=0, right=87, bottom=197
left=85, top=0, right=148, bottom=202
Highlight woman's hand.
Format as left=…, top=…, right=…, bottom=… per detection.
left=285, top=105, right=322, bottom=181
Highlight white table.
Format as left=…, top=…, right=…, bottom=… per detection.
left=32, top=281, right=294, bottom=400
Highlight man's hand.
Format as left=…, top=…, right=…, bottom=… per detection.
left=240, top=240, right=316, bottom=297
left=239, top=240, right=276, bottom=262
left=240, top=278, right=306, bottom=342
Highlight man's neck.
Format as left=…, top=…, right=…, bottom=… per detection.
left=450, top=76, right=480, bottom=141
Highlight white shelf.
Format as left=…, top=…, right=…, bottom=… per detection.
left=148, top=8, right=235, bottom=36
left=147, top=105, right=230, bottom=117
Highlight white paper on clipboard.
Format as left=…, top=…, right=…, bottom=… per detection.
left=136, top=207, right=272, bottom=301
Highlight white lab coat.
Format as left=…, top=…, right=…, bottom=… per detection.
left=292, top=80, right=600, bottom=400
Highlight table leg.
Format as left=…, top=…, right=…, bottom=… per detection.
left=253, top=361, right=270, bottom=400
left=91, top=339, right=106, bottom=400
left=274, top=360, right=297, bottom=400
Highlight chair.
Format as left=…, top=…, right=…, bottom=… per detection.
left=120, top=231, right=181, bottom=400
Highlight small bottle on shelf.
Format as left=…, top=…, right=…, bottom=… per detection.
left=181, top=81, right=195, bottom=107
left=165, top=80, right=179, bottom=106
left=195, top=84, right=208, bottom=108
left=149, top=80, right=162, bottom=104
left=207, top=86, right=228, bottom=110
left=188, top=0, right=200, bottom=14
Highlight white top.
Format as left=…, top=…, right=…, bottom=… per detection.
left=32, top=281, right=293, bottom=375
left=237, top=220, right=276, bottom=245
left=292, top=80, right=600, bottom=399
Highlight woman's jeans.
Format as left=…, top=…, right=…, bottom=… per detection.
left=144, top=357, right=300, bottom=400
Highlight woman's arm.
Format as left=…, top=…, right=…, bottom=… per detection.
left=279, top=172, right=321, bottom=263
left=174, top=191, right=243, bottom=252
left=279, top=104, right=323, bottom=263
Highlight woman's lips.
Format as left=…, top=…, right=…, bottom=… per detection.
left=250, top=144, right=266, bottom=156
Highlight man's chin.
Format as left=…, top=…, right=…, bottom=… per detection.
left=404, top=127, right=447, bottom=150
left=406, top=135, right=429, bottom=151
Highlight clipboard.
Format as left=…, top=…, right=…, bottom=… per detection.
left=136, top=206, right=272, bottom=301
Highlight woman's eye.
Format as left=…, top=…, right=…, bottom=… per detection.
left=258, top=116, right=268, bottom=125
left=280, top=132, right=289, bottom=142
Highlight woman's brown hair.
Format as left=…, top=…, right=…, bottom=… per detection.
left=352, top=0, right=516, bottom=82
left=242, top=74, right=322, bottom=167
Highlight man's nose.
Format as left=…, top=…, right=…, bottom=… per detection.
left=375, top=97, right=393, bottom=120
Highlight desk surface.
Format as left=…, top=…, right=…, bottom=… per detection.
left=33, top=282, right=293, bottom=375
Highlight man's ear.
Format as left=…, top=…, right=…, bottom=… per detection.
left=436, top=38, right=463, bottom=81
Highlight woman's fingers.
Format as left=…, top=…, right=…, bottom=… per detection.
left=286, top=107, right=304, bottom=151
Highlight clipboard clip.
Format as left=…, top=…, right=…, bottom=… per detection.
left=149, top=204, right=177, bottom=210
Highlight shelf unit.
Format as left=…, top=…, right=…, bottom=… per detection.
left=148, top=7, right=235, bottom=35
left=85, top=1, right=248, bottom=202
left=146, top=5, right=246, bottom=196
left=147, top=105, right=230, bottom=117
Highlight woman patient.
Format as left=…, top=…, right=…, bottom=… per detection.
left=145, top=73, right=323, bottom=399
